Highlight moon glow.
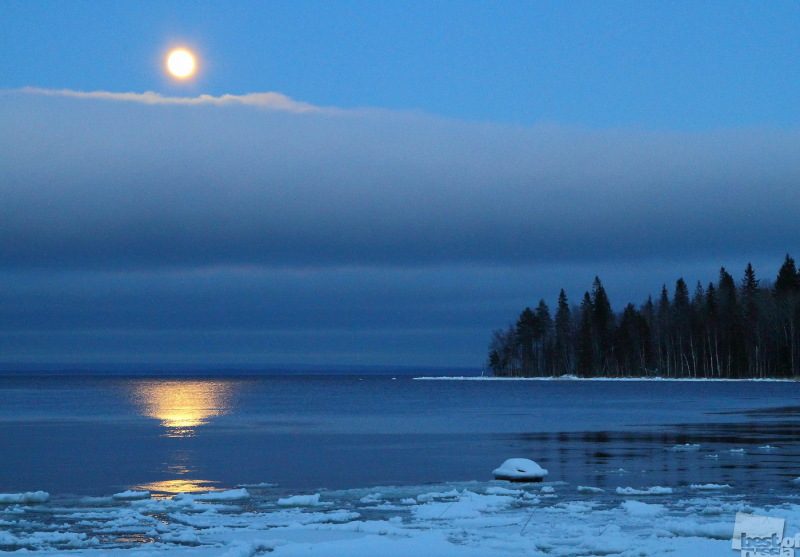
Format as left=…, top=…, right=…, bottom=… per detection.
left=167, top=49, right=196, bottom=78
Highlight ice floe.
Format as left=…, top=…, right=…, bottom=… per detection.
left=576, top=486, right=605, bottom=494
left=670, top=443, right=701, bottom=452
left=0, top=491, right=49, bottom=504
left=621, top=500, right=667, bottom=517
left=193, top=488, right=250, bottom=502
left=112, top=490, right=151, bottom=501
left=690, top=483, right=732, bottom=490
left=277, top=493, right=330, bottom=507
left=616, top=486, right=674, bottom=495
left=3, top=481, right=800, bottom=555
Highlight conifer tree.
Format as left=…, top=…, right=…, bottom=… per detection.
left=516, top=307, right=538, bottom=376
left=740, top=263, right=763, bottom=377
left=615, top=303, right=650, bottom=376
left=554, top=289, right=574, bottom=375
left=656, top=285, right=671, bottom=376
left=774, top=255, right=800, bottom=376
left=535, top=299, right=554, bottom=376
left=672, top=278, right=692, bottom=376
left=576, top=292, right=594, bottom=376
left=775, top=254, right=799, bottom=295
left=704, top=283, right=720, bottom=377
left=591, top=277, right=614, bottom=375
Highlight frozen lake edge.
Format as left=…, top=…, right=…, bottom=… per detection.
left=414, top=375, right=799, bottom=381
left=2, top=479, right=799, bottom=556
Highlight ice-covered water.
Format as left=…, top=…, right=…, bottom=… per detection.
left=3, top=374, right=800, bottom=554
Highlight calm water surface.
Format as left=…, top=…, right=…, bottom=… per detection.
left=1, top=375, right=799, bottom=498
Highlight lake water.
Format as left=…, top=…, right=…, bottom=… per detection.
left=2, top=374, right=800, bottom=500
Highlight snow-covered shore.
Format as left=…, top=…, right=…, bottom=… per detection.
left=3, top=480, right=799, bottom=555
left=415, top=375, right=797, bottom=381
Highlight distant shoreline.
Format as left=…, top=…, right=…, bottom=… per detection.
left=414, top=375, right=798, bottom=382
left=0, top=363, right=481, bottom=377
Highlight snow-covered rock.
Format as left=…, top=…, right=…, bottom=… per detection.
left=492, top=458, right=548, bottom=482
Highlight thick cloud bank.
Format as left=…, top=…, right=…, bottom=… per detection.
left=1, top=88, right=798, bottom=365
left=3, top=88, right=798, bottom=271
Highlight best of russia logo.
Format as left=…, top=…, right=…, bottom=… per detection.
left=732, top=512, right=800, bottom=556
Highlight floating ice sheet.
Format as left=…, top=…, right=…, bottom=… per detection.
left=2, top=480, right=796, bottom=555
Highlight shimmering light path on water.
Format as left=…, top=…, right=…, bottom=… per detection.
left=1, top=375, right=800, bottom=497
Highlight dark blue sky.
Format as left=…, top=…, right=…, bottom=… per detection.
left=2, top=2, right=799, bottom=367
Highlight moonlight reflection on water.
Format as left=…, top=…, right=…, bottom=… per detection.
left=131, top=380, right=236, bottom=437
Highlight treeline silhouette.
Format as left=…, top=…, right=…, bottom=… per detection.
left=487, top=255, right=800, bottom=378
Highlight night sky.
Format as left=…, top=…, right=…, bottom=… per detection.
left=2, top=1, right=799, bottom=368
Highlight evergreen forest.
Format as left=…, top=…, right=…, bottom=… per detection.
left=487, top=255, right=800, bottom=379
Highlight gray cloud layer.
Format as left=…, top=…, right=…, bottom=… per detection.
left=4, top=88, right=798, bottom=272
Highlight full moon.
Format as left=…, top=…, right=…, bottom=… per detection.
left=167, top=49, right=196, bottom=78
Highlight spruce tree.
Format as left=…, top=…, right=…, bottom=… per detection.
left=717, top=267, right=744, bottom=377
left=740, top=263, right=762, bottom=376
left=516, top=308, right=538, bottom=376
left=591, top=277, right=614, bottom=375
left=535, top=299, right=554, bottom=376
left=656, top=285, right=671, bottom=376
left=554, top=289, right=573, bottom=375
left=774, top=254, right=799, bottom=376
left=775, top=254, right=799, bottom=296
left=576, top=292, right=594, bottom=376
left=705, top=283, right=720, bottom=377
left=672, top=278, right=692, bottom=376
